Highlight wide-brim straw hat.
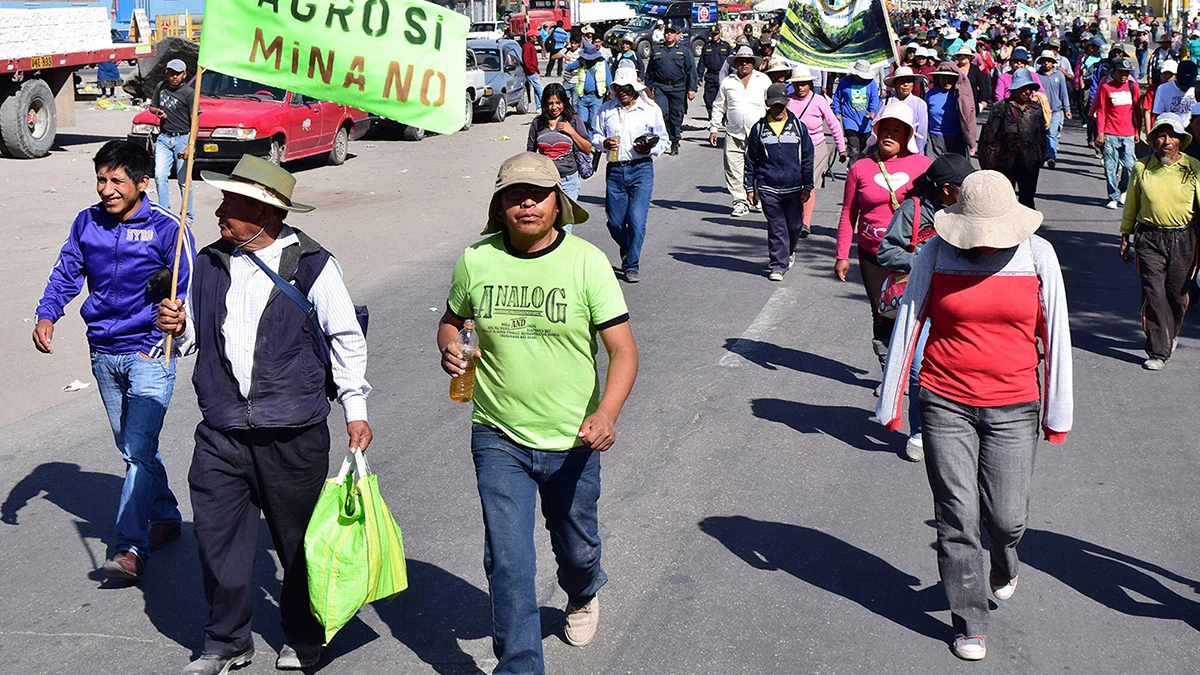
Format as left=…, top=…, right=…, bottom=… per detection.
left=482, top=153, right=589, bottom=235
left=201, top=155, right=315, bottom=212
left=934, top=170, right=1042, bottom=249
left=764, top=57, right=792, bottom=74
left=727, top=45, right=762, bottom=68
left=611, top=67, right=646, bottom=91
left=787, top=65, right=817, bottom=83
left=884, top=65, right=928, bottom=88
left=868, top=101, right=919, bottom=155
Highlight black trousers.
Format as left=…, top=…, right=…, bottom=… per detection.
left=845, top=131, right=871, bottom=166
left=1001, top=166, right=1040, bottom=209
left=858, top=249, right=895, bottom=345
left=653, top=86, right=687, bottom=143
left=189, top=420, right=330, bottom=656
left=545, top=49, right=562, bottom=76
left=1135, top=225, right=1199, bottom=359
left=703, top=77, right=719, bottom=119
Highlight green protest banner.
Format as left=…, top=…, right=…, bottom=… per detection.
left=198, top=0, right=468, bottom=135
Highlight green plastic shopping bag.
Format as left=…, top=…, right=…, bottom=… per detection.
left=305, top=450, right=409, bottom=645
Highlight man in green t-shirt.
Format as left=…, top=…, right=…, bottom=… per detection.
left=437, top=153, right=639, bottom=675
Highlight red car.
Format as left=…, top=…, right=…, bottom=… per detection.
left=127, top=71, right=371, bottom=165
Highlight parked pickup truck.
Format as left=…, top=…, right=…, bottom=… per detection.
left=126, top=70, right=370, bottom=165
left=605, top=2, right=718, bottom=60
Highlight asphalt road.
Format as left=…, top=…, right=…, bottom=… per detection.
left=0, top=93, right=1198, bottom=675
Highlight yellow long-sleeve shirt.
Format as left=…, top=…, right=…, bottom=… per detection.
left=1120, top=153, right=1200, bottom=235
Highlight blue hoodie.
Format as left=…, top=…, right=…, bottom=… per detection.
left=37, top=196, right=194, bottom=356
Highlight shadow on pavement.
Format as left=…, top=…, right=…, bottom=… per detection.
left=750, top=398, right=895, bottom=453
left=722, top=339, right=872, bottom=389
left=699, top=515, right=949, bottom=641
left=1020, top=529, right=1200, bottom=631
left=372, top=558, right=493, bottom=674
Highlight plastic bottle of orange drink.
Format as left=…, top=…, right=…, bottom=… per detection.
left=449, top=319, right=478, bottom=403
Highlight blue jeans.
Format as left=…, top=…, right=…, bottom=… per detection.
left=525, top=73, right=544, bottom=103
left=559, top=171, right=580, bottom=234
left=605, top=160, right=654, bottom=274
left=919, top=387, right=1039, bottom=637
left=155, top=132, right=194, bottom=221
left=91, top=352, right=181, bottom=558
left=1103, top=134, right=1135, bottom=202
left=471, top=424, right=606, bottom=675
left=1046, top=110, right=1064, bottom=160
left=906, top=320, right=932, bottom=435
left=577, top=94, right=604, bottom=136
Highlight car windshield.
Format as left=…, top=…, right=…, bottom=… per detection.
left=471, top=48, right=502, bottom=71
left=627, top=16, right=658, bottom=28
left=200, top=73, right=287, bottom=101
left=470, top=22, right=499, bottom=31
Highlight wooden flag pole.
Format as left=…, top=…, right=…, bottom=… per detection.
left=164, top=66, right=205, bottom=366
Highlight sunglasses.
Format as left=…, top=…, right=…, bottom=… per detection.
left=502, top=185, right=556, bottom=203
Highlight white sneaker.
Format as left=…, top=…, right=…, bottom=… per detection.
left=788, top=253, right=795, bottom=269
left=1105, top=200, right=1120, bottom=209
left=1143, top=357, right=1166, bottom=371
left=990, top=572, right=1018, bottom=601
left=952, top=635, right=986, bottom=661
left=732, top=203, right=750, bottom=217
left=904, top=433, right=924, bottom=462
left=1119, top=191, right=1126, bottom=205
left=768, top=270, right=784, bottom=281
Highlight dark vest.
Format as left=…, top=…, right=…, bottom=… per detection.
left=192, top=229, right=332, bottom=430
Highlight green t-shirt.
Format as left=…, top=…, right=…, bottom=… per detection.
left=447, top=230, right=630, bottom=450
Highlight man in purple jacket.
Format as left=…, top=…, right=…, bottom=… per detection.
left=33, top=140, right=194, bottom=582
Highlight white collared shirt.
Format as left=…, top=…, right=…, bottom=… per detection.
left=179, top=225, right=370, bottom=422
left=591, top=94, right=668, bottom=162
left=711, top=70, right=773, bottom=138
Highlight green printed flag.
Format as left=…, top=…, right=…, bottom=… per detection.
left=198, top=0, right=468, bottom=135
left=776, top=0, right=897, bottom=73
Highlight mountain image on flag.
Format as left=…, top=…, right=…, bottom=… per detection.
left=776, top=0, right=896, bottom=73
left=197, top=0, right=469, bottom=135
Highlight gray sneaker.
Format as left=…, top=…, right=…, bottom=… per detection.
left=952, top=635, right=986, bottom=661
left=276, top=644, right=322, bottom=670
left=904, top=433, right=924, bottom=462
left=1143, top=357, right=1166, bottom=371
left=564, top=597, right=599, bottom=647
left=181, top=647, right=254, bottom=675
left=623, top=270, right=640, bottom=283
left=768, top=270, right=784, bottom=282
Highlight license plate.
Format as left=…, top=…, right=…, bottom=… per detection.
left=30, top=55, right=52, bottom=69
left=202, top=143, right=218, bottom=153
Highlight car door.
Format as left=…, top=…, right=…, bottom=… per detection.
left=503, top=44, right=524, bottom=104
left=287, top=92, right=321, bottom=154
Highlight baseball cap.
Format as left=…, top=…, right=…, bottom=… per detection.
left=165, top=58, right=187, bottom=73
left=665, top=24, right=681, bottom=34
left=766, top=83, right=790, bottom=107
left=1112, top=56, right=1134, bottom=72
left=1163, top=59, right=1179, bottom=74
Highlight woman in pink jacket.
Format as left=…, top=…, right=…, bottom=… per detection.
left=787, top=65, right=846, bottom=237
left=836, top=101, right=932, bottom=373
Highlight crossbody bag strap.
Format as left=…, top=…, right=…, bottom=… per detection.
left=244, top=250, right=323, bottom=336
left=876, top=153, right=901, bottom=211
left=908, top=198, right=921, bottom=251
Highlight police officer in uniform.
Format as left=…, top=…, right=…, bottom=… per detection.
left=646, top=24, right=697, bottom=155
left=698, top=31, right=732, bottom=120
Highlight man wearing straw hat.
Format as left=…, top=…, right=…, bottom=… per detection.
left=710, top=46, right=771, bottom=217
left=156, top=155, right=372, bottom=674
left=33, top=140, right=194, bottom=583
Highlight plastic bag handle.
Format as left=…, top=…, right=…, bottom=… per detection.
left=334, top=449, right=370, bottom=485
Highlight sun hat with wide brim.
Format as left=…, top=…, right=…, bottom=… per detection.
left=930, top=61, right=961, bottom=78
left=1150, top=112, right=1193, bottom=151
left=482, top=153, right=589, bottom=235
left=201, top=155, right=315, bottom=212
left=884, top=65, right=928, bottom=88
left=787, top=65, right=817, bottom=83
left=1007, top=67, right=1039, bottom=92
left=934, top=170, right=1042, bottom=249
left=764, top=57, right=792, bottom=74
left=1036, top=49, right=1057, bottom=63
left=726, top=45, right=763, bottom=68
left=849, top=59, right=873, bottom=78
left=868, top=101, right=919, bottom=155
left=611, top=67, right=646, bottom=91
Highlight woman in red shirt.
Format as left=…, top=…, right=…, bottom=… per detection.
left=876, top=171, right=1073, bottom=662
left=835, top=102, right=932, bottom=373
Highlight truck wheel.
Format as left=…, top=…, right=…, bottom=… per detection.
left=462, top=97, right=474, bottom=131
left=266, top=137, right=284, bottom=165
left=637, top=40, right=652, bottom=61
left=402, top=125, right=426, bottom=141
left=327, top=126, right=349, bottom=165
left=0, top=78, right=57, bottom=159
left=492, top=95, right=507, bottom=122
left=515, top=87, right=532, bottom=114
left=691, top=39, right=705, bottom=57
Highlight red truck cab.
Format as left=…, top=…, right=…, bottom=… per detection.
left=127, top=71, right=371, bottom=166
left=510, top=0, right=572, bottom=40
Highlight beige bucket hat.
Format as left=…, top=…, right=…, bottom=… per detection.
left=482, top=153, right=589, bottom=235
left=934, top=170, right=1043, bottom=249
left=200, top=155, right=315, bottom=212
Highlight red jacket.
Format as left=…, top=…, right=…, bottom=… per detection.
left=1090, top=78, right=1140, bottom=137
left=522, top=41, right=539, bottom=76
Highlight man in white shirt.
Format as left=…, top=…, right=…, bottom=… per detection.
left=157, top=155, right=371, bottom=675
left=710, top=46, right=772, bottom=216
left=592, top=69, right=667, bottom=283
